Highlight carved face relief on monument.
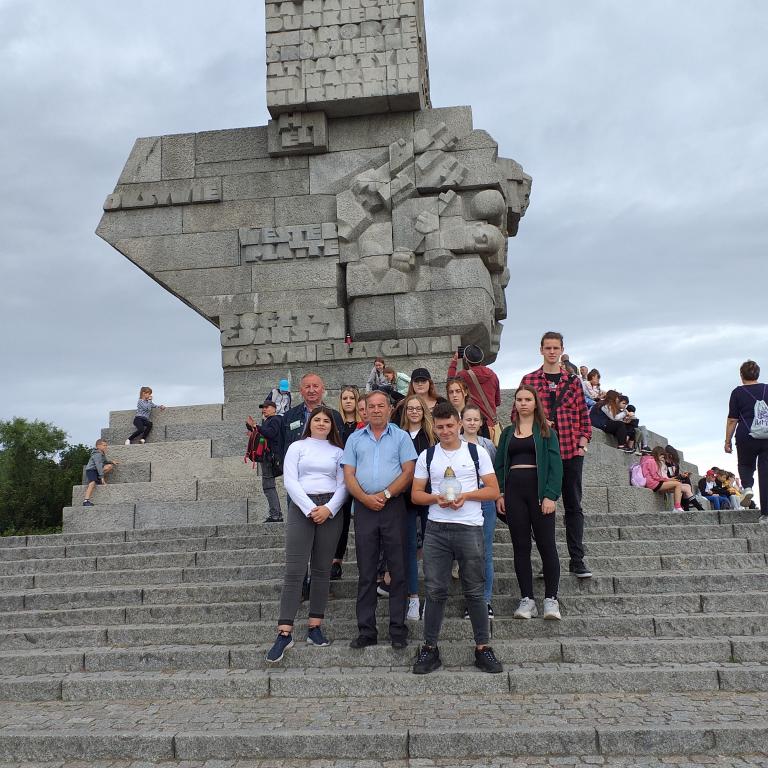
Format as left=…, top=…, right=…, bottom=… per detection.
left=96, top=1, right=531, bottom=396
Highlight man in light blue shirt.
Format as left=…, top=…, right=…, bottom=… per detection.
left=342, top=390, right=417, bottom=650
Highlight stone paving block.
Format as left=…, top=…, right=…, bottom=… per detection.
left=0, top=732, right=174, bottom=761
left=115, top=231, right=239, bottom=272
left=63, top=505, right=135, bottom=534
left=0, top=627, right=107, bottom=652
left=24, top=587, right=143, bottom=611
left=0, top=649, right=84, bottom=675
left=0, top=677, right=62, bottom=701
left=161, top=132, right=195, bottom=179
left=71, top=480, right=197, bottom=506
left=408, top=727, right=597, bottom=758
left=0, top=556, right=97, bottom=577
left=597, top=725, right=718, bottom=755
left=731, top=638, right=768, bottom=662
left=61, top=671, right=270, bottom=701
left=196, top=127, right=269, bottom=164
left=84, top=645, right=230, bottom=672
left=135, top=501, right=248, bottom=529
left=0, top=575, right=34, bottom=590
left=224, top=169, right=309, bottom=200
left=174, top=730, right=408, bottom=760
left=0, top=544, right=65, bottom=561
left=182, top=200, right=277, bottom=235
left=561, top=638, right=732, bottom=664
left=327, top=113, right=415, bottom=152
left=718, top=667, right=768, bottom=692
left=96, top=207, right=183, bottom=240
left=117, top=136, right=161, bottom=184
left=105, top=439, right=213, bottom=463
left=151, top=456, right=257, bottom=482
left=155, top=264, right=252, bottom=299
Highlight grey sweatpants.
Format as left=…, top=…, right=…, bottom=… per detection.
left=277, top=493, right=343, bottom=625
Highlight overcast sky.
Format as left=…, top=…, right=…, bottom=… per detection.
left=1, top=0, right=766, bottom=482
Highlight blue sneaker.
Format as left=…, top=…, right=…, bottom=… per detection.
left=82, top=500, right=94, bottom=507
left=306, top=626, right=330, bottom=647
left=265, top=632, right=294, bottom=663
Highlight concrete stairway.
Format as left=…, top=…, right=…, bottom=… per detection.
left=0, top=403, right=766, bottom=764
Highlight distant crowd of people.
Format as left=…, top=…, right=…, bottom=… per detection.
left=80, top=337, right=767, bottom=674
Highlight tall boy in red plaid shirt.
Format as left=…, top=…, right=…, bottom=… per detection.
left=521, top=331, right=593, bottom=578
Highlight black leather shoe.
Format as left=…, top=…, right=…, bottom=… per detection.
left=349, top=636, right=378, bottom=649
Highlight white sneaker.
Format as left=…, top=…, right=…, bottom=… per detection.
left=139, top=439, right=146, bottom=444
left=124, top=439, right=130, bottom=445
left=407, top=597, right=420, bottom=621
left=742, top=488, right=754, bottom=505
left=451, top=561, right=460, bottom=579
left=513, top=597, right=538, bottom=619
left=542, top=597, right=561, bottom=620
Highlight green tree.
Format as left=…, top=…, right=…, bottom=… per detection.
left=0, top=418, right=89, bottom=535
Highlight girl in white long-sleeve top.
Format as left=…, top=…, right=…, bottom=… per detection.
left=266, top=406, right=348, bottom=663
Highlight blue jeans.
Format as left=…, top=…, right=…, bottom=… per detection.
left=405, top=503, right=428, bottom=595
left=482, top=500, right=495, bottom=604
left=705, top=494, right=723, bottom=510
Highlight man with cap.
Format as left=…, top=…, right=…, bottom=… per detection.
left=447, top=344, right=501, bottom=433
left=266, top=378, right=292, bottom=416
left=246, top=400, right=284, bottom=523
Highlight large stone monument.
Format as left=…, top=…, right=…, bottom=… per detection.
left=97, top=0, right=531, bottom=399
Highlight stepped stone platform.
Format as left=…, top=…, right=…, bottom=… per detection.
left=0, top=401, right=765, bottom=764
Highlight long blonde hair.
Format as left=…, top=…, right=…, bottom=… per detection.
left=400, top=395, right=436, bottom=445
left=338, top=385, right=361, bottom=423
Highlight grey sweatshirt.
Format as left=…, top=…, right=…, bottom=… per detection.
left=85, top=448, right=110, bottom=478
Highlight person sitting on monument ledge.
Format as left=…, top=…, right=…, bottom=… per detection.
left=265, top=378, right=292, bottom=416
left=410, top=401, right=503, bottom=675
left=446, top=345, right=501, bottom=442
left=366, top=357, right=388, bottom=392
left=342, top=390, right=417, bottom=650
left=265, top=406, right=348, bottom=663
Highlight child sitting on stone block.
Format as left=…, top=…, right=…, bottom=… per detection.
left=83, top=439, right=118, bottom=507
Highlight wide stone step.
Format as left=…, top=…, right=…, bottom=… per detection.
left=0, top=693, right=766, bottom=760
left=97, top=439, right=213, bottom=464
left=3, top=662, right=768, bottom=702
left=1, top=635, right=754, bottom=676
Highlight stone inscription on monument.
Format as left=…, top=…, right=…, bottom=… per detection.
left=96, top=1, right=531, bottom=399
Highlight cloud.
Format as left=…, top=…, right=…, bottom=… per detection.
left=1, top=0, right=766, bottom=493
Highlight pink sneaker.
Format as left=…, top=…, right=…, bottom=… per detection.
left=673, top=505, right=684, bottom=512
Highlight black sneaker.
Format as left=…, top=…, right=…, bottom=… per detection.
left=487, top=604, right=495, bottom=620
left=264, top=515, right=283, bottom=523
left=413, top=644, right=441, bottom=675
left=463, top=606, right=470, bottom=620
left=349, top=635, right=377, bottom=649
left=569, top=561, right=593, bottom=579
left=474, top=646, right=503, bottom=674
left=376, top=582, right=390, bottom=598
left=82, top=500, right=94, bottom=507
left=330, top=562, right=342, bottom=580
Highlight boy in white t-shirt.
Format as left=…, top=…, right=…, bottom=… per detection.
left=410, top=402, right=503, bottom=675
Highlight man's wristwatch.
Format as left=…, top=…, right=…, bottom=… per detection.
left=383, top=488, right=392, bottom=500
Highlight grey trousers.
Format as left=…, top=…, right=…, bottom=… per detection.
left=422, top=520, right=489, bottom=646
left=261, top=460, right=281, bottom=519
left=277, top=494, right=342, bottom=625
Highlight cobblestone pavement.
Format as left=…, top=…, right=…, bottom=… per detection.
left=0, top=692, right=767, bottom=732
left=0, top=756, right=768, bottom=767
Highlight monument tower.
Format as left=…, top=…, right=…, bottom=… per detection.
left=97, top=0, right=531, bottom=400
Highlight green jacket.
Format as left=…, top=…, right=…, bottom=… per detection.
left=494, top=422, right=563, bottom=502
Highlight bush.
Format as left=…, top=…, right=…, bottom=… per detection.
left=0, top=418, right=90, bottom=535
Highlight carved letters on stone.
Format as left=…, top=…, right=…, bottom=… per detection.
left=265, top=0, right=429, bottom=115
left=220, top=309, right=346, bottom=348
left=268, top=111, right=328, bottom=156
left=222, top=333, right=461, bottom=369
left=103, top=179, right=222, bottom=211
left=239, top=224, right=339, bottom=262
